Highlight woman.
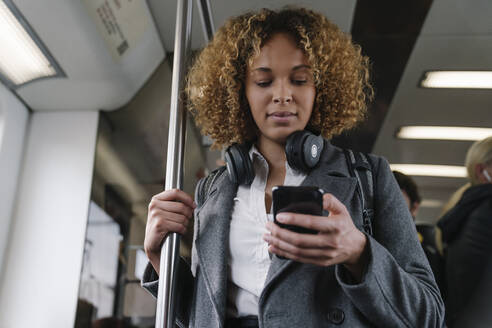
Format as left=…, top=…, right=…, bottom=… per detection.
left=143, top=7, right=444, bottom=327
left=437, top=136, right=492, bottom=327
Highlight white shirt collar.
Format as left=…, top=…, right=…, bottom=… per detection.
left=248, top=144, right=305, bottom=178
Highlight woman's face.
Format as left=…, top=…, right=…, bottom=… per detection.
left=245, top=33, right=315, bottom=144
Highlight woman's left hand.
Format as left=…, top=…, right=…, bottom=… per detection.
left=264, top=193, right=368, bottom=281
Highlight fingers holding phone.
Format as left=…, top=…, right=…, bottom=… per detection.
left=265, top=190, right=367, bottom=273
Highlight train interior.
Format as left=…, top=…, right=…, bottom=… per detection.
left=0, top=0, right=491, bottom=326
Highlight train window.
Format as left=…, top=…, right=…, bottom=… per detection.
left=78, top=202, right=121, bottom=319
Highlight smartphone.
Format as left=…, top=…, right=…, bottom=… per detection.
left=272, top=186, right=324, bottom=234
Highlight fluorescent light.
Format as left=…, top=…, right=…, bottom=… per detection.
left=397, top=126, right=492, bottom=141
left=421, top=71, right=492, bottom=89
left=0, top=1, right=62, bottom=87
left=390, top=164, right=467, bottom=178
left=420, top=199, right=444, bottom=208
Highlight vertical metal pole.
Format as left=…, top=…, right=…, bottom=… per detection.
left=196, top=0, right=217, bottom=154
left=196, top=0, right=215, bottom=42
left=156, top=0, right=192, bottom=327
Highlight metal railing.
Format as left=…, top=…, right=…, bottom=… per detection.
left=155, top=0, right=214, bottom=327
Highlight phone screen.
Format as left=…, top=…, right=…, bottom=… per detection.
left=272, top=186, right=324, bottom=234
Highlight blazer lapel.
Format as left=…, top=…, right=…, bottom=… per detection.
left=263, top=142, right=357, bottom=292
left=194, top=171, right=238, bottom=324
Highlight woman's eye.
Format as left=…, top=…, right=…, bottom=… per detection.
left=292, top=79, right=307, bottom=85
left=256, top=81, right=272, bottom=87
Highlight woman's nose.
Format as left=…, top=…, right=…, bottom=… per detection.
left=273, top=95, right=292, bottom=104
left=272, top=82, right=293, bottom=104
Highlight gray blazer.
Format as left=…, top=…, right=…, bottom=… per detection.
left=142, top=142, right=445, bottom=327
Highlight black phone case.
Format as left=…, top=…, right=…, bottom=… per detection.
left=272, top=186, right=324, bottom=235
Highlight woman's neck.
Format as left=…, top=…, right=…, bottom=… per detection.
left=257, top=136, right=287, bottom=213
left=256, top=136, right=286, bottom=170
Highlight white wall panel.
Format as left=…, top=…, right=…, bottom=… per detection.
left=0, top=110, right=98, bottom=328
left=0, top=83, right=29, bottom=280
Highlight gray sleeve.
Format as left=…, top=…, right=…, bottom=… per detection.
left=335, top=156, right=445, bottom=327
left=141, top=258, right=195, bottom=327
left=141, top=262, right=159, bottom=298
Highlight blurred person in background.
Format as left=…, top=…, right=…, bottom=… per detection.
left=392, top=170, right=421, bottom=219
left=393, top=171, right=444, bottom=297
left=437, top=136, right=492, bottom=327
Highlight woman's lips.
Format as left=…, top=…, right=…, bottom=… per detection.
left=268, top=111, right=297, bottom=123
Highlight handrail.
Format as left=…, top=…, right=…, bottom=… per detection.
left=155, top=0, right=192, bottom=327
left=196, top=0, right=215, bottom=42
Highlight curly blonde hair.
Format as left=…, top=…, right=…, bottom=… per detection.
left=186, top=7, right=373, bottom=148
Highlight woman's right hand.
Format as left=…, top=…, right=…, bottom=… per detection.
left=144, top=188, right=196, bottom=274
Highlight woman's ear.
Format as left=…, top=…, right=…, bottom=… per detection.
left=475, top=163, right=491, bottom=183
left=483, top=168, right=492, bottom=182
left=410, top=201, right=420, bottom=219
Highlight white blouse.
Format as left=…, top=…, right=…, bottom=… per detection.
left=227, top=146, right=306, bottom=318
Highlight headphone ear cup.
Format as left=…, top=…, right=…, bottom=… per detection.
left=225, top=147, right=239, bottom=184
left=241, top=147, right=255, bottom=184
left=286, top=130, right=310, bottom=172
left=286, top=130, right=324, bottom=172
left=225, top=144, right=254, bottom=185
left=302, top=134, right=324, bottom=169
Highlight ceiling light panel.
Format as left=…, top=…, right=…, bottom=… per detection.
left=421, top=71, right=492, bottom=89
left=397, top=126, right=492, bottom=141
left=420, top=199, right=444, bottom=208
left=0, top=0, right=63, bottom=87
left=390, top=164, right=467, bottom=178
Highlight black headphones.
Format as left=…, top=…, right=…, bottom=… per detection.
left=225, top=130, right=324, bottom=185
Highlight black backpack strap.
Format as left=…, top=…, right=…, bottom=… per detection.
left=343, top=149, right=374, bottom=236
left=196, top=166, right=227, bottom=207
